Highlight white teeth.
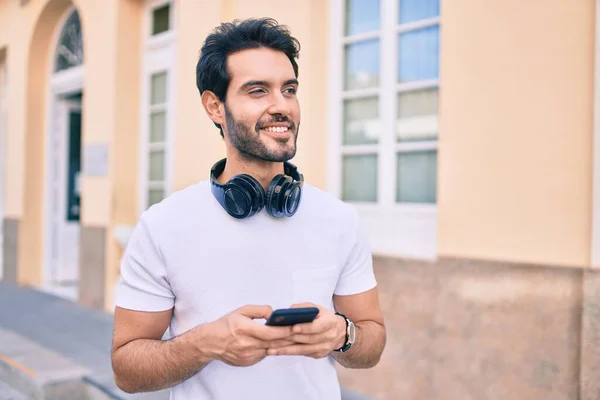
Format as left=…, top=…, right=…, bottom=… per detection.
left=263, top=126, right=288, bottom=133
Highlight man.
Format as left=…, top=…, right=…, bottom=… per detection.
left=111, top=18, right=386, bottom=399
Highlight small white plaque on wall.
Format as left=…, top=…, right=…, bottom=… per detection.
left=83, top=144, right=109, bottom=176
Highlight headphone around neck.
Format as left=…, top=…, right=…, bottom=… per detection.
left=210, top=158, right=304, bottom=219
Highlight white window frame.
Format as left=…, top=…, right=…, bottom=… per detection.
left=139, top=0, right=176, bottom=215
left=146, top=0, right=176, bottom=50
left=327, top=0, right=439, bottom=259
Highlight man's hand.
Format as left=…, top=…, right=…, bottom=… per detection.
left=266, top=303, right=346, bottom=359
left=204, top=305, right=294, bottom=367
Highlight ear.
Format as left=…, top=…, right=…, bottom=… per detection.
left=201, top=90, right=224, bottom=127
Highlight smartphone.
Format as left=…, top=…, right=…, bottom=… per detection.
left=265, top=307, right=319, bottom=326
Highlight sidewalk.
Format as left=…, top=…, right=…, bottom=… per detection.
left=0, top=280, right=167, bottom=399
left=0, top=280, right=369, bottom=400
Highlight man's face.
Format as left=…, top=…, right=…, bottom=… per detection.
left=222, top=48, right=300, bottom=162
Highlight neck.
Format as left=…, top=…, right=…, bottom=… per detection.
left=218, top=152, right=284, bottom=190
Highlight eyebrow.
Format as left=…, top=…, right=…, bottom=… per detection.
left=239, top=79, right=299, bottom=91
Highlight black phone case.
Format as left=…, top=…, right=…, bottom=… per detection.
left=266, top=307, right=319, bottom=326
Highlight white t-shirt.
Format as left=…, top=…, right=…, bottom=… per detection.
left=115, top=181, right=377, bottom=400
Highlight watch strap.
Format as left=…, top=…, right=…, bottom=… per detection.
left=333, top=312, right=352, bottom=352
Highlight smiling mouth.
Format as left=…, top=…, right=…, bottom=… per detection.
left=260, top=126, right=290, bottom=134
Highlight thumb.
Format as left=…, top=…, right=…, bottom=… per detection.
left=290, top=302, right=316, bottom=309
left=237, top=305, right=273, bottom=320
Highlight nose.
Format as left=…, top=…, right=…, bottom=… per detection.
left=267, top=91, right=291, bottom=117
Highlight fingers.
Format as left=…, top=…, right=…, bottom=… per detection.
left=289, top=302, right=323, bottom=316
left=248, top=323, right=294, bottom=341
left=227, top=348, right=268, bottom=367
left=267, top=343, right=331, bottom=359
left=291, top=318, right=328, bottom=334
left=289, top=302, right=317, bottom=309
left=288, top=333, right=324, bottom=344
left=264, top=338, right=296, bottom=349
left=235, top=337, right=293, bottom=352
left=237, top=305, right=273, bottom=320
left=288, top=320, right=340, bottom=344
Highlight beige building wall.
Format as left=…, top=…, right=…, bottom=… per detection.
left=8, top=0, right=78, bottom=285
left=171, top=0, right=224, bottom=192
left=1, top=0, right=595, bottom=300
left=104, top=0, right=144, bottom=310
left=4, top=1, right=600, bottom=399
left=0, top=0, right=31, bottom=219
left=0, top=0, right=141, bottom=304
left=438, top=0, right=595, bottom=268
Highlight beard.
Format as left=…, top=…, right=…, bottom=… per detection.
left=224, top=104, right=299, bottom=162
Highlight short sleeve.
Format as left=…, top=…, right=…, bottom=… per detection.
left=114, top=217, right=175, bottom=311
left=334, top=208, right=377, bottom=296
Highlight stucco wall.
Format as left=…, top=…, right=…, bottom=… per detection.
left=0, top=0, right=138, bottom=286
left=171, top=0, right=224, bottom=192
left=0, top=0, right=38, bottom=219
left=2, top=0, right=597, bottom=305
left=18, top=0, right=76, bottom=284
left=104, top=0, right=144, bottom=312
left=438, top=0, right=595, bottom=268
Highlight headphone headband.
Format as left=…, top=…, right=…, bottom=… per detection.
left=210, top=158, right=303, bottom=186
left=210, top=158, right=304, bottom=219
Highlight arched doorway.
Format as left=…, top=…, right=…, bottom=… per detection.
left=43, top=6, right=84, bottom=301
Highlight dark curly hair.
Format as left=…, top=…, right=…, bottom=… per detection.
left=196, top=18, right=301, bottom=137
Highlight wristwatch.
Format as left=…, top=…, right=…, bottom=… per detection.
left=334, top=312, right=355, bottom=352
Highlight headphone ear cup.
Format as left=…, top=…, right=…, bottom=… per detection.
left=229, top=175, right=265, bottom=218
left=219, top=181, right=253, bottom=219
left=266, top=175, right=292, bottom=218
left=281, top=182, right=302, bottom=217
left=235, top=174, right=266, bottom=212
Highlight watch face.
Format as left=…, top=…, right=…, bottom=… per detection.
left=348, top=321, right=356, bottom=344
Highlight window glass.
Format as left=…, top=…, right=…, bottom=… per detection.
left=397, top=89, right=438, bottom=142
left=398, top=26, right=439, bottom=82
left=399, top=0, right=439, bottom=24
left=345, top=0, right=380, bottom=35
left=152, top=4, right=170, bottom=35
left=396, top=150, right=437, bottom=203
left=344, top=97, right=380, bottom=145
left=345, top=40, right=380, bottom=90
left=149, top=150, right=165, bottom=181
left=342, top=154, right=378, bottom=202
left=55, top=11, right=83, bottom=72
left=151, top=72, right=167, bottom=105
left=148, top=189, right=165, bottom=207
left=150, top=112, right=166, bottom=143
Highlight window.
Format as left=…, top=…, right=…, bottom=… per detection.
left=329, top=0, right=440, bottom=258
left=146, top=71, right=168, bottom=207
left=54, top=10, right=83, bottom=72
left=140, top=0, right=175, bottom=212
left=152, top=4, right=170, bottom=35
left=339, top=0, right=439, bottom=205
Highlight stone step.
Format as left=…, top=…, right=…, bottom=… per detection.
left=0, top=328, right=93, bottom=400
